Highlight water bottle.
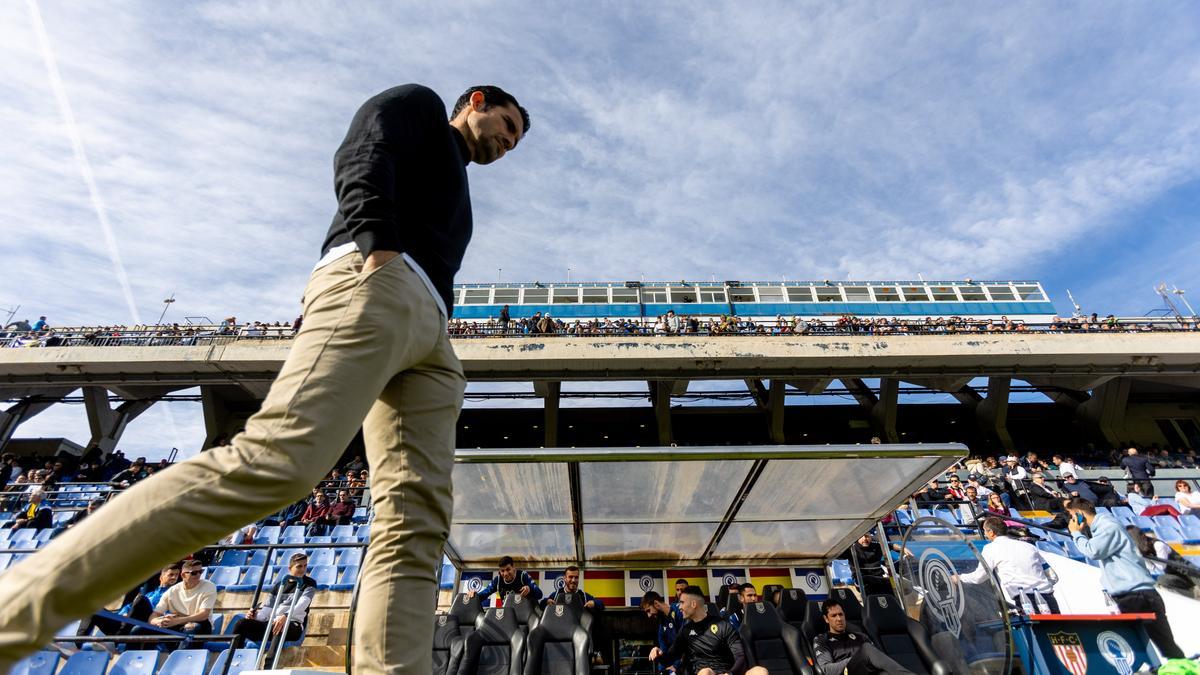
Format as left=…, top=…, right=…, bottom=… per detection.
left=1016, top=586, right=1034, bottom=615
left=1030, top=590, right=1046, bottom=614
left=1102, top=590, right=1116, bottom=611
left=1041, top=561, right=1059, bottom=584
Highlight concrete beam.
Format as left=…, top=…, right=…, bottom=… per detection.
left=200, top=385, right=262, bottom=450
left=901, top=376, right=974, bottom=392
left=0, top=391, right=70, bottom=449
left=744, top=379, right=769, bottom=411
left=975, top=377, right=1014, bottom=452
left=649, top=380, right=674, bottom=446
left=784, top=378, right=832, bottom=395
left=840, top=378, right=878, bottom=410
left=768, top=379, right=786, bottom=444
left=83, top=386, right=156, bottom=455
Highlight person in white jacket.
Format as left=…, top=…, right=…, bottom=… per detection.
left=957, top=517, right=1059, bottom=613
left=234, top=553, right=317, bottom=647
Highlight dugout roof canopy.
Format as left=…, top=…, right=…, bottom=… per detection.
left=446, top=444, right=965, bottom=568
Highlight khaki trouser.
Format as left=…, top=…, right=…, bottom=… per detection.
left=0, top=252, right=465, bottom=674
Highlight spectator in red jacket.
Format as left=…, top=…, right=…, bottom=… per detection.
left=299, top=492, right=332, bottom=536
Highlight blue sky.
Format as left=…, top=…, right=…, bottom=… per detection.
left=3, top=1, right=1200, bottom=458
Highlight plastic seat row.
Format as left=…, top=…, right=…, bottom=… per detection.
left=205, top=564, right=358, bottom=592
left=215, top=546, right=363, bottom=568
left=251, top=523, right=370, bottom=545
left=11, top=647, right=261, bottom=675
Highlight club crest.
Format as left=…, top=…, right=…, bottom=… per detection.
left=1048, top=632, right=1087, bottom=675
left=918, top=548, right=964, bottom=638
left=1096, top=631, right=1135, bottom=675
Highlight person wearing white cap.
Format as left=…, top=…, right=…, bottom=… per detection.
left=1003, top=455, right=1028, bottom=486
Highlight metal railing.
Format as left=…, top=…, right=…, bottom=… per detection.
left=2, top=316, right=1197, bottom=348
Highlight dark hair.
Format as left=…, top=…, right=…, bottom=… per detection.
left=565, top=565, right=580, bottom=573
left=822, top=598, right=843, bottom=616
left=451, top=86, right=531, bottom=134
left=675, top=578, right=688, bottom=586
left=680, top=585, right=706, bottom=601
left=1139, top=480, right=1156, bottom=498
left=1065, top=497, right=1096, bottom=514
left=640, top=590, right=665, bottom=608
left=740, top=583, right=757, bottom=593
left=1125, top=525, right=1156, bottom=558
left=289, top=552, right=309, bottom=566
left=498, top=555, right=514, bottom=568
left=981, top=517, right=1008, bottom=537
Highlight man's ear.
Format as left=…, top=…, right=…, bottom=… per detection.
left=470, top=90, right=486, bottom=112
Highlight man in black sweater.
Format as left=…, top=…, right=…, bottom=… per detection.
left=0, top=84, right=529, bottom=675
left=813, top=599, right=913, bottom=675
left=1119, top=448, right=1156, bottom=481
left=649, top=586, right=767, bottom=675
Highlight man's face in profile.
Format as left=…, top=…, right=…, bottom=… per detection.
left=465, top=97, right=523, bottom=164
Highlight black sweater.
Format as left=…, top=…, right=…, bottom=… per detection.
left=321, top=84, right=472, bottom=316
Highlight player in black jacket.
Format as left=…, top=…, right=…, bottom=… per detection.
left=649, top=586, right=767, bottom=675
left=813, top=599, right=913, bottom=675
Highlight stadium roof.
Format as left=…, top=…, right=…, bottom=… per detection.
left=446, top=444, right=964, bottom=568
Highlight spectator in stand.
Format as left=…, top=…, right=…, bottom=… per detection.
left=1120, top=448, right=1155, bottom=481
left=1003, top=455, right=1028, bottom=487
left=1126, top=481, right=1156, bottom=514
left=1065, top=497, right=1184, bottom=658
left=812, top=598, right=913, bottom=675
left=1026, top=473, right=1067, bottom=512
left=640, top=590, right=684, bottom=673
left=958, top=486, right=986, bottom=523
left=966, top=474, right=994, bottom=499
left=344, top=455, right=367, bottom=474
left=1175, top=480, right=1200, bottom=515
left=110, top=457, right=148, bottom=488
left=10, top=490, right=51, bottom=531
left=1052, top=455, right=1080, bottom=479
left=1125, top=526, right=1197, bottom=598
left=845, top=532, right=892, bottom=597
left=2, top=454, right=21, bottom=484
left=649, top=586, right=766, bottom=675
left=325, top=489, right=357, bottom=527
left=63, top=498, right=104, bottom=531
left=1089, top=477, right=1123, bottom=508
left=144, top=560, right=216, bottom=648
left=543, top=565, right=604, bottom=609
left=76, top=564, right=182, bottom=644
left=235, top=553, right=316, bottom=647
left=220, top=522, right=259, bottom=547
left=471, top=556, right=543, bottom=605
left=299, top=491, right=333, bottom=536
left=31, top=317, right=47, bottom=332
left=944, top=475, right=966, bottom=500
left=1060, top=473, right=1098, bottom=504
left=983, top=493, right=1019, bottom=527
left=957, top=517, right=1060, bottom=613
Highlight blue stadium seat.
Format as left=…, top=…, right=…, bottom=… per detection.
left=34, top=529, right=55, bottom=545
left=894, top=509, right=914, bottom=526
left=1111, top=507, right=1135, bottom=525
left=352, top=507, right=369, bottom=524
left=246, top=550, right=269, bottom=567
left=159, top=650, right=208, bottom=675
left=307, top=548, right=336, bottom=568
left=52, top=511, right=75, bottom=527
left=281, top=525, right=305, bottom=541
left=253, top=526, right=280, bottom=545
left=1181, top=514, right=1200, bottom=529
left=1179, top=520, right=1200, bottom=545
left=355, top=524, right=371, bottom=541
left=0, top=553, right=13, bottom=571
left=329, top=525, right=355, bottom=540
left=1061, top=539, right=1086, bottom=562
left=334, top=536, right=359, bottom=545
left=338, top=547, right=363, bottom=567
left=830, top=559, right=854, bottom=585
left=310, top=564, right=338, bottom=590
left=206, top=648, right=259, bottom=675
left=227, top=568, right=265, bottom=593
left=1152, top=517, right=1183, bottom=540
left=59, top=651, right=109, bottom=675
left=1132, top=516, right=1154, bottom=532
left=10, top=651, right=59, bottom=675
left=207, top=567, right=241, bottom=590
left=108, top=650, right=159, bottom=675
left=216, top=550, right=247, bottom=567
left=204, top=614, right=244, bottom=653
left=210, top=614, right=224, bottom=636
left=9, top=529, right=37, bottom=546
left=306, top=535, right=332, bottom=544
left=1036, top=541, right=1065, bottom=556
left=281, top=533, right=305, bottom=545
left=332, top=565, right=359, bottom=592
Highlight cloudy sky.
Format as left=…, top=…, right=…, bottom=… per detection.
left=3, top=1, right=1200, bottom=458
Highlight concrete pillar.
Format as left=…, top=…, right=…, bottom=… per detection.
left=649, top=380, right=673, bottom=446
left=1076, top=378, right=1132, bottom=449
left=768, top=379, right=786, bottom=444
left=975, top=377, right=1014, bottom=452
left=536, top=381, right=561, bottom=448
left=870, top=377, right=900, bottom=444
left=83, top=386, right=155, bottom=455
left=0, top=395, right=64, bottom=450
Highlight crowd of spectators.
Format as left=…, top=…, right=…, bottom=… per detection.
left=3, top=310, right=1197, bottom=348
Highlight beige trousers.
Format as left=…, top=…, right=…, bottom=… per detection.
left=0, top=252, right=465, bottom=674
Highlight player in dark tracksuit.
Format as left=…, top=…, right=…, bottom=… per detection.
left=649, top=586, right=767, bottom=675
left=813, top=599, right=913, bottom=675
left=471, top=555, right=543, bottom=604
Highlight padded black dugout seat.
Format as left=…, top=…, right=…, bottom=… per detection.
left=724, top=592, right=743, bottom=618
left=862, top=594, right=950, bottom=675
left=434, top=614, right=465, bottom=675
left=459, top=607, right=526, bottom=675
left=738, top=602, right=812, bottom=675
left=777, top=588, right=808, bottom=631
left=761, top=584, right=785, bottom=606
left=827, top=588, right=863, bottom=624
left=502, top=592, right=541, bottom=632
left=522, top=601, right=591, bottom=675
left=450, top=593, right=485, bottom=638
left=546, top=591, right=595, bottom=639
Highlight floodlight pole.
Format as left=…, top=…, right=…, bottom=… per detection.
left=155, top=293, right=176, bottom=326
